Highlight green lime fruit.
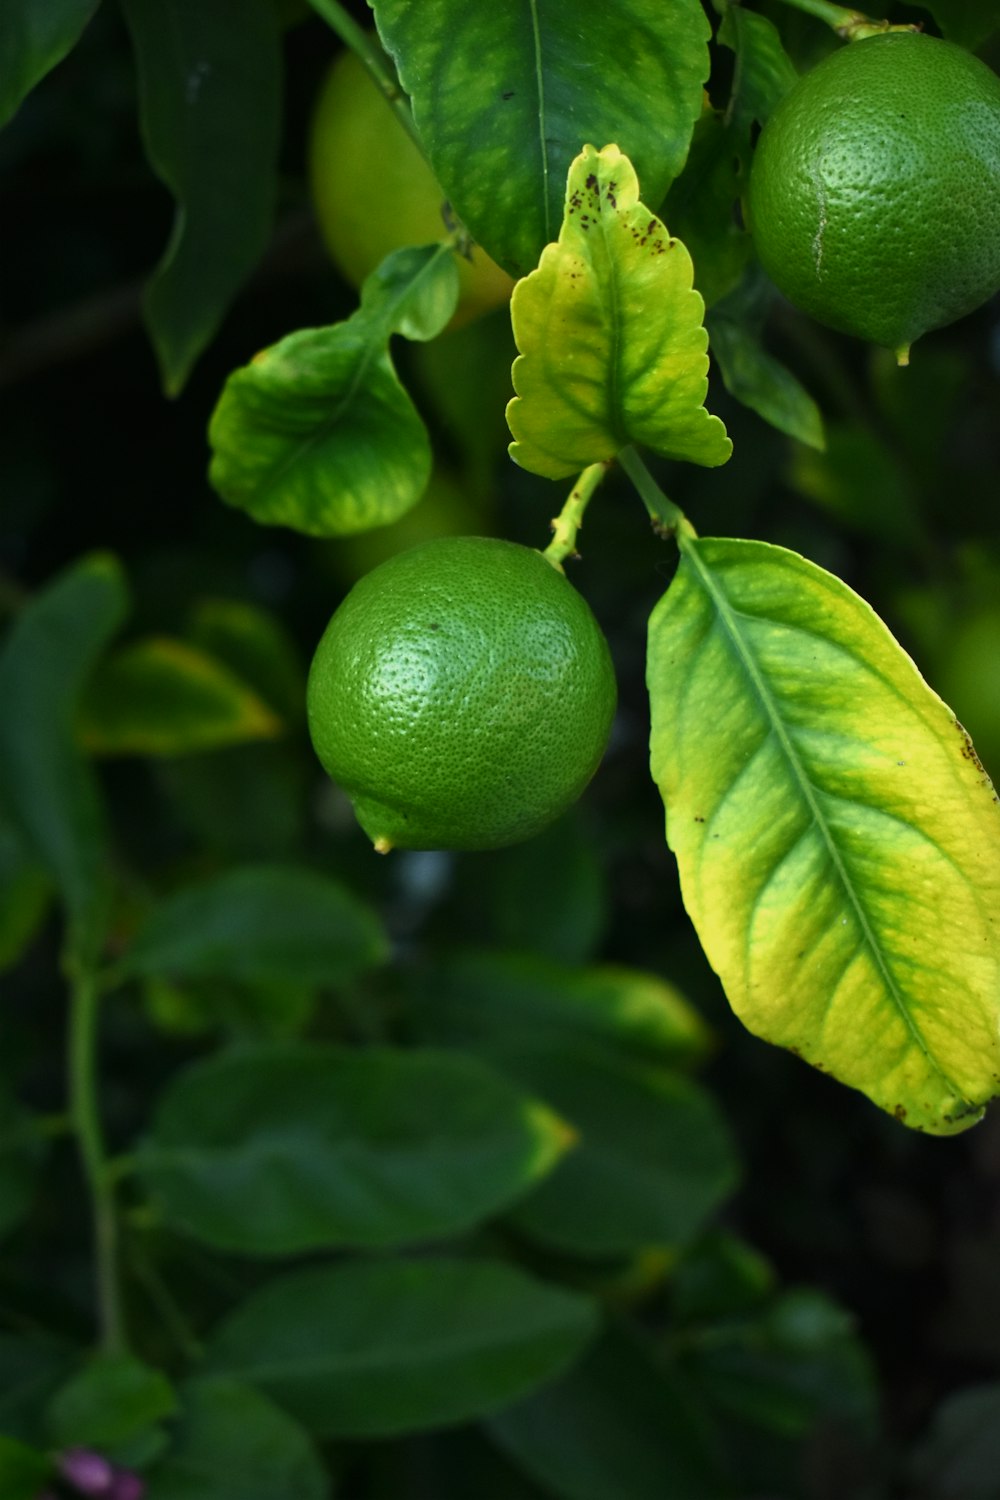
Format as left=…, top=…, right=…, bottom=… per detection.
left=747, top=32, right=1000, bottom=362
left=309, top=48, right=513, bottom=328
left=307, top=537, right=617, bottom=851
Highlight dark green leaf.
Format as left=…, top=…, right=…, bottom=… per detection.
left=46, top=1354, right=176, bottom=1451
left=920, top=0, right=1000, bottom=48
left=709, top=304, right=825, bottom=450
left=160, top=743, right=306, bottom=860
left=146, top=1377, right=327, bottom=1500
left=490, top=1325, right=730, bottom=1500
left=206, top=1257, right=599, bottom=1436
left=0, top=809, right=49, bottom=975
left=372, top=0, right=711, bottom=278
left=186, top=598, right=305, bottom=725
left=0, top=1088, right=46, bottom=1243
left=117, top=864, right=387, bottom=986
left=0, top=1435, right=50, bottom=1500
left=670, top=1230, right=776, bottom=1326
left=717, top=7, right=798, bottom=133
left=502, top=1044, right=738, bottom=1257
left=662, top=112, right=751, bottom=309
left=207, top=248, right=460, bottom=536
left=0, top=0, right=100, bottom=129
left=120, top=0, right=282, bottom=394
left=0, top=553, right=128, bottom=963
left=0, top=1335, right=78, bottom=1445
left=135, top=1044, right=571, bottom=1253
left=78, top=637, right=284, bottom=756
left=789, top=423, right=914, bottom=540
left=408, top=949, right=711, bottom=1070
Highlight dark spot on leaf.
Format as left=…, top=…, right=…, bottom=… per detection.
left=502, top=90, right=515, bottom=100
left=694, top=815, right=705, bottom=823
left=893, top=1104, right=907, bottom=1121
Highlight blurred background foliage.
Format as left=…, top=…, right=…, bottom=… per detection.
left=2, top=1, right=1000, bottom=1497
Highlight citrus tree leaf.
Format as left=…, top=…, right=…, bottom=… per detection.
left=371, top=0, right=711, bottom=279
left=921, top=0, right=1000, bottom=49
left=145, top=1378, right=327, bottom=1500
left=0, top=811, right=49, bottom=976
left=500, top=1045, right=738, bottom=1257
left=120, top=0, right=282, bottom=395
left=77, top=637, right=283, bottom=756
left=207, top=244, right=458, bottom=536
left=206, top=1257, right=599, bottom=1436
left=0, top=1435, right=51, bottom=1500
left=134, top=1044, right=571, bottom=1253
left=709, top=304, right=825, bottom=451
left=46, top=1355, right=176, bottom=1451
left=0, top=1090, right=46, bottom=1244
left=117, top=864, right=387, bottom=987
left=186, top=599, right=305, bottom=724
left=717, top=7, right=798, bottom=134
left=0, top=554, right=127, bottom=963
left=0, top=0, right=100, bottom=129
left=647, top=536, right=1000, bottom=1134
left=507, top=145, right=732, bottom=480
left=489, top=1325, right=731, bottom=1500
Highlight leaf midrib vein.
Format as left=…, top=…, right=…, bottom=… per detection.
left=685, top=542, right=959, bottom=1094
left=528, top=0, right=549, bottom=246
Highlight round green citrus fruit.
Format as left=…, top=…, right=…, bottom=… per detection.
left=747, top=32, right=1000, bottom=361
left=307, top=537, right=617, bottom=851
left=309, top=49, right=513, bottom=328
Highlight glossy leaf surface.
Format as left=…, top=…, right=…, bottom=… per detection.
left=207, top=1258, right=599, bottom=1436
left=135, top=1044, right=570, bottom=1253
left=648, top=537, right=1000, bottom=1133
left=508, top=145, right=731, bottom=479
left=118, top=864, right=385, bottom=986
left=120, top=0, right=281, bottom=394
left=371, top=0, right=710, bottom=279
left=208, top=245, right=457, bottom=535
left=0, top=0, right=99, bottom=128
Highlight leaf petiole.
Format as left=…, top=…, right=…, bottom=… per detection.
left=305, top=0, right=427, bottom=156
left=542, top=463, right=610, bottom=571
left=617, top=447, right=698, bottom=545
left=765, top=0, right=919, bottom=40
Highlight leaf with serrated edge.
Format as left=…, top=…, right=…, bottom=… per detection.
left=507, top=145, right=731, bottom=480
left=647, top=537, right=1000, bottom=1135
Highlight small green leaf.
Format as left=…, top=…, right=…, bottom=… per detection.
left=117, top=864, right=387, bottom=986
left=0, top=0, right=100, bottom=129
left=501, top=1045, right=738, bottom=1257
left=145, top=1377, right=327, bottom=1500
left=409, top=949, right=712, bottom=1071
left=507, top=145, right=731, bottom=479
left=46, top=1355, right=176, bottom=1451
left=208, top=245, right=458, bottom=537
left=135, top=1044, right=571, bottom=1253
left=206, top=1257, right=599, bottom=1437
left=717, top=7, right=798, bottom=134
left=0, top=1435, right=50, bottom=1500
left=648, top=537, right=1000, bottom=1134
left=78, top=637, right=283, bottom=756
left=371, top=0, right=711, bottom=278
left=120, top=0, right=282, bottom=394
left=0, top=554, right=128, bottom=962
left=709, top=299, right=825, bottom=451
left=489, top=1325, right=730, bottom=1500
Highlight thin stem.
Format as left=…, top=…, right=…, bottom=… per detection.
left=542, top=463, right=610, bottom=570
left=69, top=966, right=126, bottom=1354
left=305, top=0, right=426, bottom=154
left=617, top=447, right=698, bottom=544
left=767, top=0, right=918, bottom=38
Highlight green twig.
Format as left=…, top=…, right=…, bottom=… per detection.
left=69, top=965, right=126, bottom=1354
left=305, top=0, right=426, bottom=154
left=768, top=0, right=920, bottom=38
left=542, top=463, right=610, bottom=570
left=617, top=448, right=698, bottom=545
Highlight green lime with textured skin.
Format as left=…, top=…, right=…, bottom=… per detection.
left=748, top=32, right=1000, bottom=361
left=307, top=537, right=617, bottom=852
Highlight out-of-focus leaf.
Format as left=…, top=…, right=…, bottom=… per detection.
left=0, top=1089, right=46, bottom=1243
left=135, top=1044, right=571, bottom=1253
left=186, top=599, right=305, bottom=725
left=77, top=637, right=283, bottom=756
left=0, top=1435, right=50, bottom=1500
left=490, top=1324, right=731, bottom=1500
left=120, top=0, right=282, bottom=394
left=206, top=1258, right=599, bottom=1436
left=142, top=974, right=315, bottom=1042
left=208, top=245, right=458, bottom=536
left=145, top=1377, right=327, bottom=1500
left=46, top=1355, right=176, bottom=1451
left=371, top=0, right=711, bottom=278
left=710, top=307, right=824, bottom=450
left=0, top=1335, right=78, bottom=1445
left=670, top=1230, right=777, bottom=1326
left=408, top=949, right=711, bottom=1070
left=0, top=554, right=127, bottom=963
left=117, top=864, right=387, bottom=987
left=502, top=1044, right=738, bottom=1257
left=160, top=743, right=306, bottom=860
left=920, top=0, right=1000, bottom=48
left=0, top=810, right=49, bottom=975
left=508, top=145, right=731, bottom=479
left=647, top=536, right=1000, bottom=1133
left=908, top=1383, right=1000, bottom=1500
left=789, top=424, right=914, bottom=538
left=0, top=0, right=100, bottom=129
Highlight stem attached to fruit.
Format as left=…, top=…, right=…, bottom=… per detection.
left=305, top=0, right=427, bottom=155
left=617, top=448, right=698, bottom=545
left=543, top=463, right=611, bottom=571
left=769, top=0, right=917, bottom=40
left=69, top=964, right=127, bottom=1354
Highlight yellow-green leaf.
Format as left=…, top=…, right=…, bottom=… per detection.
left=647, top=537, right=1000, bottom=1135
left=78, top=638, right=283, bottom=756
left=506, top=144, right=732, bottom=480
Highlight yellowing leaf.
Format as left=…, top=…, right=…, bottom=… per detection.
left=647, top=537, right=1000, bottom=1135
left=78, top=637, right=282, bottom=756
left=507, top=144, right=732, bottom=480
